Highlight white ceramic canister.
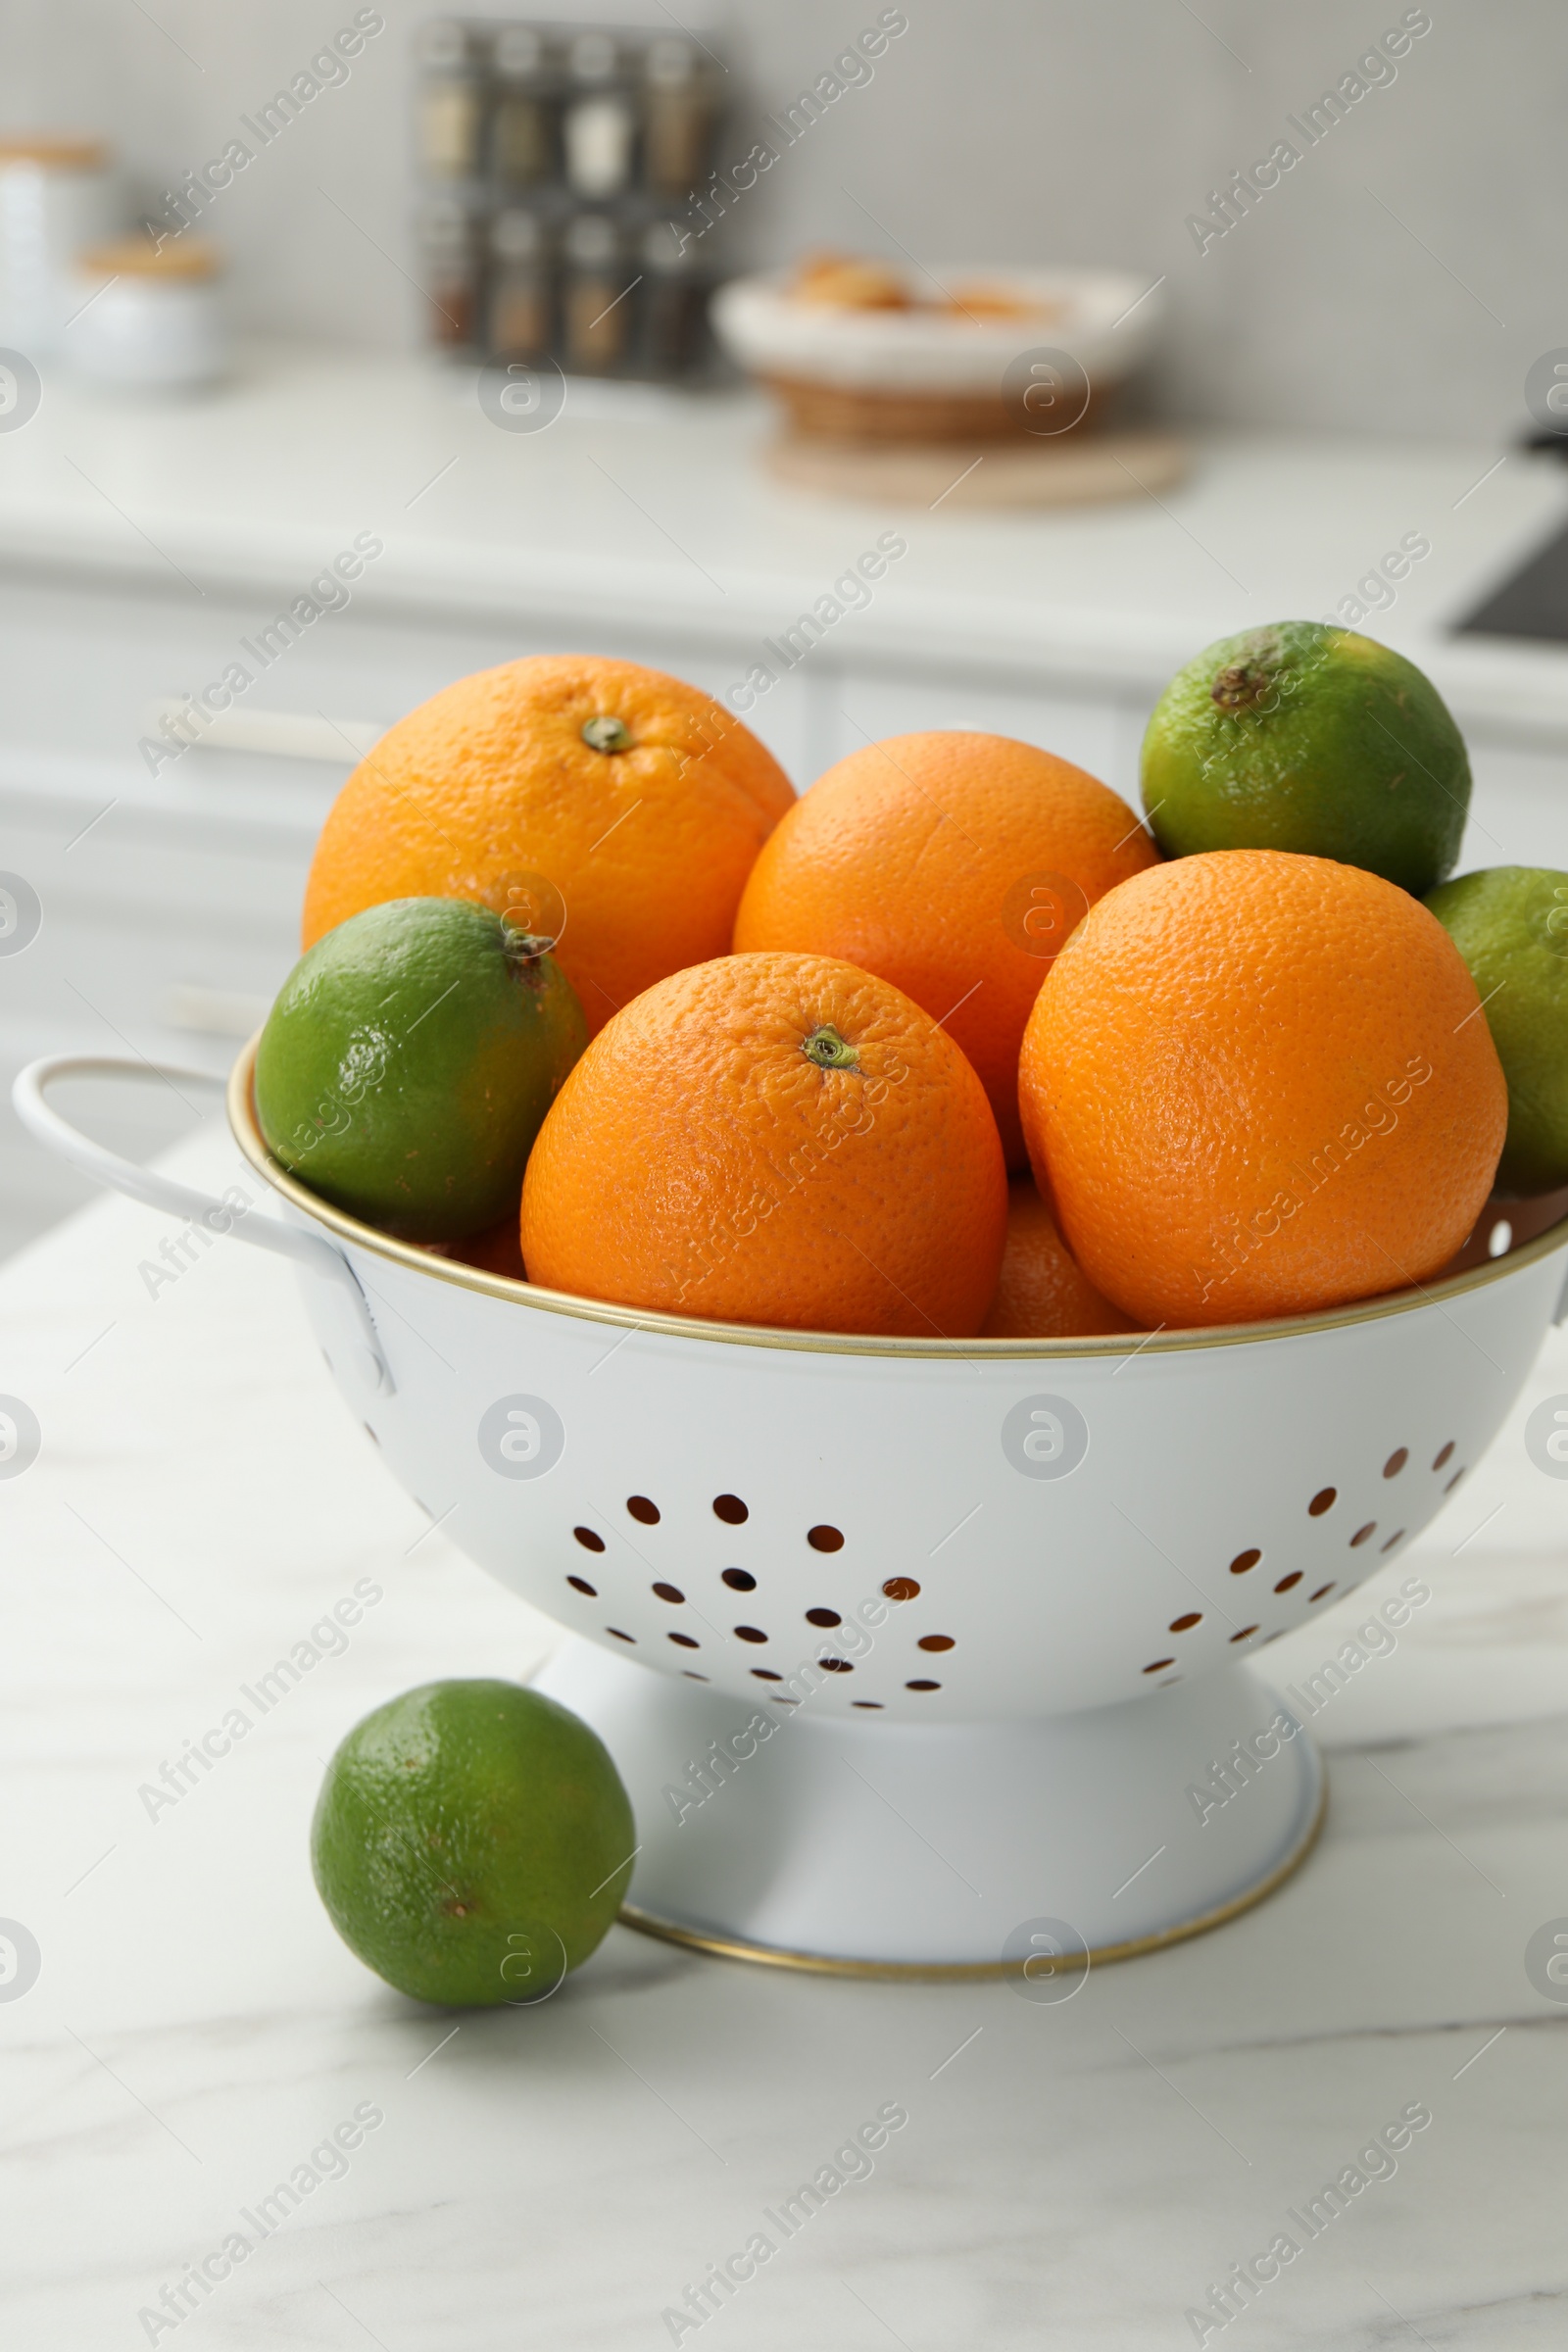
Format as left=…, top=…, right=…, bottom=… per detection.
left=67, top=237, right=224, bottom=389
left=0, top=136, right=115, bottom=354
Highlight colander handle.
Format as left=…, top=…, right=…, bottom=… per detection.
left=11, top=1054, right=394, bottom=1396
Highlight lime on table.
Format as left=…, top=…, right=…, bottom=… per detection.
left=1141, top=620, right=1470, bottom=896
left=312, top=1681, right=635, bottom=2007
left=1425, top=866, right=1568, bottom=1196
left=255, top=897, right=586, bottom=1241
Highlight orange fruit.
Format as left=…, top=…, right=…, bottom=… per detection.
left=733, top=731, right=1158, bottom=1166
left=444, top=1216, right=526, bottom=1282
left=1019, top=850, right=1508, bottom=1330
left=521, top=952, right=1006, bottom=1336
left=981, top=1177, right=1137, bottom=1338
left=303, top=656, right=795, bottom=1036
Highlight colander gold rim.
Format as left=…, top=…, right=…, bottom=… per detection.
left=617, top=1779, right=1327, bottom=1978
left=228, top=1037, right=1568, bottom=1361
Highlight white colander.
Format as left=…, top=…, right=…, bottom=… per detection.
left=20, top=1048, right=1568, bottom=1976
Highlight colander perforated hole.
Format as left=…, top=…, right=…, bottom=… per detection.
left=1230, top=1625, right=1259, bottom=1642
left=682, top=1670, right=709, bottom=1682
left=734, top=1625, right=767, bottom=1643
left=1445, top=1468, right=1465, bottom=1493
left=722, top=1568, right=757, bottom=1592
left=712, top=1494, right=749, bottom=1524
left=883, top=1577, right=920, bottom=1601
left=1433, top=1442, right=1454, bottom=1470
left=566, top=1575, right=597, bottom=1596
left=608, top=1628, right=635, bottom=1642
left=1350, top=1523, right=1376, bottom=1547
left=820, top=1657, right=854, bottom=1673
left=668, top=1632, right=699, bottom=1648
left=918, top=1635, right=956, bottom=1651
left=906, top=1679, right=941, bottom=1691
left=1384, top=1448, right=1408, bottom=1478
left=1381, top=1529, right=1406, bottom=1552
left=1489, top=1218, right=1513, bottom=1257
left=770, top=1694, right=799, bottom=1705
left=808, top=1525, right=844, bottom=1552
left=1309, top=1584, right=1335, bottom=1602
left=806, top=1607, right=842, bottom=1627
left=1309, top=1488, right=1337, bottom=1516
left=627, top=1495, right=660, bottom=1524
left=1230, top=1549, right=1261, bottom=1575
left=1274, top=1572, right=1303, bottom=1593
left=853, top=1700, right=884, bottom=1709
left=752, top=1668, right=781, bottom=1682
left=1168, top=1613, right=1201, bottom=1633
left=573, top=1527, right=606, bottom=1552
left=653, top=1581, right=684, bottom=1603
left=1142, top=1658, right=1175, bottom=1674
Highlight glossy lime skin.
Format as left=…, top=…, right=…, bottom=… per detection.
left=1141, top=620, right=1470, bottom=897
left=312, top=1681, right=635, bottom=2008
left=1425, top=866, right=1568, bottom=1196
left=255, top=897, right=586, bottom=1240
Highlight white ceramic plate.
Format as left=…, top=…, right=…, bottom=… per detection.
left=711, top=263, right=1164, bottom=393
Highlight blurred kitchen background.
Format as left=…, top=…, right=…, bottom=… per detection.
left=4, top=0, right=1561, bottom=430
left=2, top=0, right=1566, bottom=1255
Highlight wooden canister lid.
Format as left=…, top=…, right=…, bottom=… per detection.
left=0, top=135, right=108, bottom=169
left=77, top=237, right=221, bottom=281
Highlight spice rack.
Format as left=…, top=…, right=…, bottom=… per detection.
left=416, top=19, right=727, bottom=382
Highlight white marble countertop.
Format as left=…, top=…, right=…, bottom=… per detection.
left=5, top=1120, right=1568, bottom=2348
left=3, top=346, right=1568, bottom=743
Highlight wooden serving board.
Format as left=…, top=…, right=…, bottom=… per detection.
left=763, top=428, right=1188, bottom=511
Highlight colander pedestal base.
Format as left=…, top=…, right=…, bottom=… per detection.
left=534, top=1640, right=1325, bottom=1975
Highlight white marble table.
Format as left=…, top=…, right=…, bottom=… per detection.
left=4, top=1126, right=1568, bottom=2350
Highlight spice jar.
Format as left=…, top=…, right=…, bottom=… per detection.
left=562, top=212, right=630, bottom=375
left=0, top=137, right=114, bottom=353
left=490, top=26, right=555, bottom=190
left=639, top=220, right=708, bottom=380
left=643, top=39, right=722, bottom=200
left=562, top=33, right=637, bottom=201
left=419, top=194, right=480, bottom=352
left=417, top=21, right=486, bottom=183
left=67, top=237, right=224, bottom=388
left=487, top=209, right=551, bottom=364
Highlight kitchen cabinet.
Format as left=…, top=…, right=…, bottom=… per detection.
left=823, top=663, right=1145, bottom=792
left=1452, top=732, right=1568, bottom=872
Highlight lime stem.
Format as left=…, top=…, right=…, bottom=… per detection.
left=1210, top=662, right=1274, bottom=712
left=501, top=922, right=555, bottom=962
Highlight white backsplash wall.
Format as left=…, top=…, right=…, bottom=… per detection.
left=0, top=0, right=1557, bottom=440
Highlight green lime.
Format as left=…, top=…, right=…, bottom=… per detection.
left=312, top=1680, right=635, bottom=2007
left=1424, top=866, right=1568, bottom=1196
left=1141, top=620, right=1470, bottom=896
left=255, top=897, right=586, bottom=1241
